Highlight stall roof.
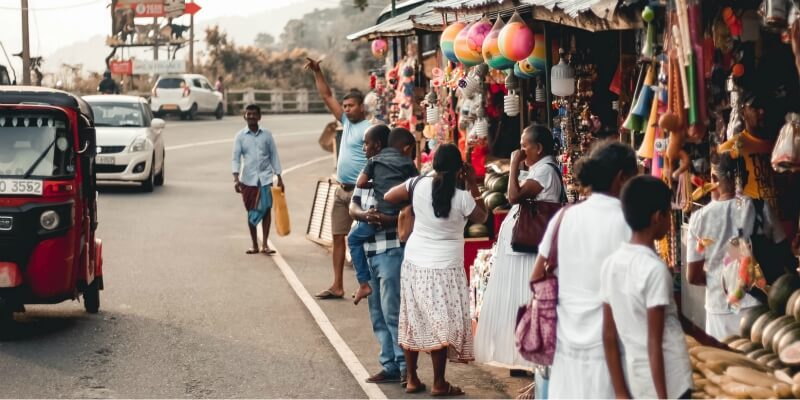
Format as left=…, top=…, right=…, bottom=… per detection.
left=347, top=2, right=442, bottom=41
left=376, top=0, right=430, bottom=23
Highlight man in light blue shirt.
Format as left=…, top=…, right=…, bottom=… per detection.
left=232, top=104, right=284, bottom=255
left=305, top=56, right=371, bottom=299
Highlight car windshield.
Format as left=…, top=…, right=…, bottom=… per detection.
left=157, top=78, right=184, bottom=89
left=90, top=102, right=145, bottom=127
left=0, top=111, right=74, bottom=178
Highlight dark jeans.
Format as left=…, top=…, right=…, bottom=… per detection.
left=348, top=221, right=376, bottom=284
left=367, top=247, right=405, bottom=376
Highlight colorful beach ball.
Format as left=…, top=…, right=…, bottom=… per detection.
left=371, top=39, right=388, bottom=58
left=527, top=33, right=546, bottom=70
left=441, top=22, right=467, bottom=64
left=482, top=18, right=515, bottom=70
left=518, top=57, right=537, bottom=75
left=454, top=22, right=483, bottom=67
left=498, top=12, right=534, bottom=62
left=467, top=18, right=493, bottom=53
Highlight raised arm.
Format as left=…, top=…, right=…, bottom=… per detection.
left=507, top=150, right=544, bottom=204
left=305, top=57, right=343, bottom=121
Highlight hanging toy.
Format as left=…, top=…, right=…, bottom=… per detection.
left=441, top=22, right=468, bottom=64
left=467, top=17, right=493, bottom=54
left=482, top=18, right=516, bottom=70
left=498, top=11, right=535, bottom=62
left=425, top=87, right=439, bottom=125
left=641, top=6, right=656, bottom=60
left=527, top=33, right=546, bottom=70
left=371, top=39, right=388, bottom=59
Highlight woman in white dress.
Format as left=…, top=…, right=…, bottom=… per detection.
left=475, top=125, right=563, bottom=371
left=384, top=144, right=488, bottom=396
left=530, top=141, right=637, bottom=399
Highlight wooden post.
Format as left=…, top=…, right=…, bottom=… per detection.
left=20, top=0, right=31, bottom=85
left=543, top=23, right=554, bottom=129
left=188, top=1, right=194, bottom=73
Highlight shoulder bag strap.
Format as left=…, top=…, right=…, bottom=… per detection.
left=547, top=162, right=568, bottom=205
left=408, top=175, right=423, bottom=215
left=545, top=204, right=571, bottom=274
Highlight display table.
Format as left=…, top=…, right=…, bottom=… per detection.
left=464, top=237, right=493, bottom=284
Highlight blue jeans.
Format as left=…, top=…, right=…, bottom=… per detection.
left=348, top=221, right=376, bottom=284
left=367, top=247, right=406, bottom=376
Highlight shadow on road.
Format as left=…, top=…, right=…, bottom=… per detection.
left=0, top=312, right=84, bottom=342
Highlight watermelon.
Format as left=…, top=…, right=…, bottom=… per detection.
left=793, top=293, right=800, bottom=321
left=777, top=329, right=800, bottom=366
left=769, top=274, right=800, bottom=315
left=484, top=192, right=508, bottom=211
left=786, top=289, right=800, bottom=317
left=773, top=322, right=800, bottom=353
left=489, top=174, right=509, bottom=193
left=728, top=338, right=751, bottom=351
left=484, top=172, right=498, bottom=186
left=722, top=335, right=743, bottom=344
left=763, top=316, right=796, bottom=351
left=740, top=305, right=770, bottom=338
left=747, top=348, right=771, bottom=360
left=736, top=341, right=761, bottom=354
left=466, top=223, right=489, bottom=238
left=480, top=190, right=493, bottom=200
left=751, top=312, right=779, bottom=344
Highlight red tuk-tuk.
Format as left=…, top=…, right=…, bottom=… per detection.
left=0, top=87, right=103, bottom=323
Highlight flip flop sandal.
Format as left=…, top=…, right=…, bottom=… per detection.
left=246, top=248, right=259, bottom=254
left=314, top=289, right=344, bottom=299
left=260, top=248, right=277, bottom=255
left=405, top=383, right=426, bottom=394
left=431, top=383, right=464, bottom=397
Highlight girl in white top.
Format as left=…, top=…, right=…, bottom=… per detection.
left=686, top=152, right=786, bottom=340
left=384, top=144, right=488, bottom=396
left=531, top=141, right=637, bottom=399
left=475, top=125, right=564, bottom=372
left=601, top=176, right=693, bottom=399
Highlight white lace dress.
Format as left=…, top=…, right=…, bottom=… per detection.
left=399, top=176, right=476, bottom=362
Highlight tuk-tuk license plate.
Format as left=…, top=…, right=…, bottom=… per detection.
left=96, top=156, right=115, bottom=165
left=0, top=179, right=43, bottom=196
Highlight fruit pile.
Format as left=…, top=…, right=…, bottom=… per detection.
left=464, top=170, right=510, bottom=238
left=688, top=273, right=800, bottom=398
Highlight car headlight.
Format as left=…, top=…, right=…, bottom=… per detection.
left=129, top=136, right=148, bottom=152
left=40, top=210, right=59, bottom=230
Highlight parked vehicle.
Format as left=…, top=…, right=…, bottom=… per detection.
left=0, top=65, right=11, bottom=86
left=84, top=95, right=166, bottom=192
left=0, top=87, right=103, bottom=323
left=150, top=74, right=224, bottom=120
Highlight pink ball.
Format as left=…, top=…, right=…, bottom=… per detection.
left=498, top=21, right=534, bottom=61
left=371, top=39, right=388, bottom=58
left=467, top=19, right=493, bottom=53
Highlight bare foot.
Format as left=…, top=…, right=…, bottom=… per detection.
left=353, top=283, right=372, bottom=305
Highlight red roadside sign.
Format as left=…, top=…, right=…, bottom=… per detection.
left=184, top=2, right=201, bottom=15
left=115, top=0, right=164, bottom=18
left=109, top=60, right=133, bottom=76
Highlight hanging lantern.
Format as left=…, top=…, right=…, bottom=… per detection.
left=467, top=17, right=493, bottom=53
left=498, top=12, right=535, bottom=62
left=482, top=18, right=516, bottom=70
left=550, top=49, right=575, bottom=97
left=441, top=22, right=467, bottom=63
left=455, top=22, right=483, bottom=66
left=371, top=39, right=388, bottom=58
left=527, top=33, right=546, bottom=71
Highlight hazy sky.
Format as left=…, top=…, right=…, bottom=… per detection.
left=0, top=0, right=351, bottom=73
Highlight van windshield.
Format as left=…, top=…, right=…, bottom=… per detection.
left=157, top=78, right=184, bottom=89
left=0, top=111, right=74, bottom=178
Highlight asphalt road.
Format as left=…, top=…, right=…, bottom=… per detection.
left=0, top=114, right=520, bottom=398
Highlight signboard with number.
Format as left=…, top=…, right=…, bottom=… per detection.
left=115, top=0, right=165, bottom=18
left=132, top=59, right=186, bottom=75
left=109, top=60, right=133, bottom=76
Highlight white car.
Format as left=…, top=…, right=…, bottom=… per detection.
left=150, top=74, right=224, bottom=120
left=84, top=95, right=166, bottom=192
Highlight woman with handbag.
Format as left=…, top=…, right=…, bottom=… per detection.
left=530, top=141, right=637, bottom=399
left=475, top=125, right=564, bottom=372
left=384, top=144, right=488, bottom=396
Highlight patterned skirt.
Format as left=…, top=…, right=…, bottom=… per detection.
left=398, top=258, right=474, bottom=362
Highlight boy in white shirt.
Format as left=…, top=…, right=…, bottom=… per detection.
left=600, top=175, right=693, bottom=399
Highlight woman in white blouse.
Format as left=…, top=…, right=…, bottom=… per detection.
left=475, top=124, right=564, bottom=371
left=530, top=141, right=638, bottom=399
left=385, top=144, right=488, bottom=396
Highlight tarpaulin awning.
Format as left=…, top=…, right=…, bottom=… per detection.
left=347, top=2, right=442, bottom=41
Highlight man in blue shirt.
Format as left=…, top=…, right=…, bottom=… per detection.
left=232, top=104, right=284, bottom=255
left=305, top=57, right=371, bottom=299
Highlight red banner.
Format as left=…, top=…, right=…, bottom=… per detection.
left=110, top=60, right=133, bottom=76
left=115, top=0, right=164, bottom=18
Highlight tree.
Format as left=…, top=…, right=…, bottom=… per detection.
left=353, top=0, right=369, bottom=11
left=254, top=33, right=275, bottom=49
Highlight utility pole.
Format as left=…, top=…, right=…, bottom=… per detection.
left=20, top=0, right=31, bottom=85
left=391, top=0, right=397, bottom=64
left=153, top=17, right=159, bottom=61
left=188, top=1, right=194, bottom=73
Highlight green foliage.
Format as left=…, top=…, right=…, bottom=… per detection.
left=254, top=33, right=276, bottom=49
left=353, top=0, right=369, bottom=11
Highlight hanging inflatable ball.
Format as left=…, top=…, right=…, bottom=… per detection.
left=441, top=22, right=467, bottom=63
left=454, top=21, right=484, bottom=67
left=498, top=12, right=534, bottom=62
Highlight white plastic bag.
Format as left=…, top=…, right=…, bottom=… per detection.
left=771, top=112, right=800, bottom=173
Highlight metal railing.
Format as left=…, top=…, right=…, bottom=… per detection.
left=225, top=88, right=327, bottom=115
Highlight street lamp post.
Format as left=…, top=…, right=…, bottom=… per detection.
left=20, top=0, right=31, bottom=85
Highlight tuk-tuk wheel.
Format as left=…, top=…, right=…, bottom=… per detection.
left=84, top=279, right=100, bottom=314
left=0, top=298, right=14, bottom=328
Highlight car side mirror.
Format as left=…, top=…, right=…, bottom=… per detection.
left=151, top=118, right=166, bottom=130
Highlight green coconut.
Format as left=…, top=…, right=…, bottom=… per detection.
left=740, top=305, right=770, bottom=339
left=769, top=274, right=800, bottom=315
left=466, top=223, right=489, bottom=238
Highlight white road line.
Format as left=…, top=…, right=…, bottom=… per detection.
left=165, top=130, right=320, bottom=152
left=268, top=155, right=387, bottom=400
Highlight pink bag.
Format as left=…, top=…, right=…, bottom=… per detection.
left=515, top=206, right=569, bottom=366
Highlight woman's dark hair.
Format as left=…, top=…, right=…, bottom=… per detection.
left=431, top=144, right=463, bottom=218
left=714, top=151, right=747, bottom=186
left=621, top=175, right=672, bottom=231
left=574, top=141, right=637, bottom=193
left=522, top=124, right=556, bottom=156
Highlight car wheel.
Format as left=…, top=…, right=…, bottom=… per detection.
left=83, top=278, right=100, bottom=314
left=154, top=151, right=165, bottom=186
left=215, top=103, right=224, bottom=120
left=179, top=112, right=187, bottom=121
left=185, top=103, right=198, bottom=120
left=141, top=155, right=155, bottom=192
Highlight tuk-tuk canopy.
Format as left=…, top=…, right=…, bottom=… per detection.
left=0, top=86, right=94, bottom=124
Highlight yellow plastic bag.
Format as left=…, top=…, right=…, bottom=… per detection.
left=271, top=186, right=290, bottom=236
